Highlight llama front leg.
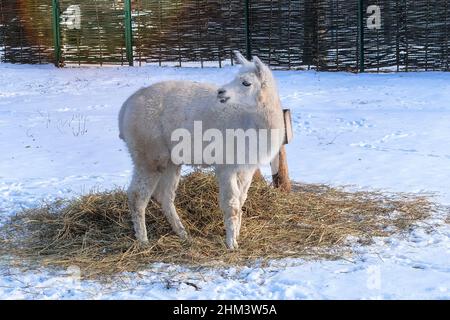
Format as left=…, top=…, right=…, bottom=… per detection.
left=128, top=168, right=161, bottom=243
left=218, top=170, right=241, bottom=250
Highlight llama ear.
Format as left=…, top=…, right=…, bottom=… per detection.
left=253, top=56, right=268, bottom=82
left=233, top=50, right=249, bottom=65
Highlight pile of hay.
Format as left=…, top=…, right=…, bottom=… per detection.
left=0, top=171, right=435, bottom=277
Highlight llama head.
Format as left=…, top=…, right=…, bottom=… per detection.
left=217, top=51, right=280, bottom=108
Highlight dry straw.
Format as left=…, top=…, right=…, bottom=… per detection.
left=0, top=171, right=436, bottom=278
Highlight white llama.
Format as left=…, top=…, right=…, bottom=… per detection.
left=119, top=51, right=285, bottom=249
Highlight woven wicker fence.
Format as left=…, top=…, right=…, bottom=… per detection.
left=0, top=0, right=449, bottom=71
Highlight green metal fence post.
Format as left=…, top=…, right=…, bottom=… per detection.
left=358, top=0, right=365, bottom=72
left=51, top=0, right=62, bottom=67
left=124, top=0, right=134, bottom=66
left=244, top=0, right=252, bottom=60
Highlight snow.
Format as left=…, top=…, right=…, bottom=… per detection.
left=0, top=63, right=449, bottom=299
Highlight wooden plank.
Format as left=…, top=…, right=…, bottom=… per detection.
left=283, top=108, right=293, bottom=145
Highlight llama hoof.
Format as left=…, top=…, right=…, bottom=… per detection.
left=178, top=229, right=191, bottom=242
left=137, top=240, right=149, bottom=247
left=135, top=234, right=149, bottom=244
left=135, top=239, right=150, bottom=250
left=226, top=238, right=239, bottom=250
left=181, top=236, right=192, bottom=245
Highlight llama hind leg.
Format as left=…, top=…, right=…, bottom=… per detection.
left=153, top=164, right=188, bottom=241
left=218, top=170, right=241, bottom=250
left=128, top=168, right=161, bottom=243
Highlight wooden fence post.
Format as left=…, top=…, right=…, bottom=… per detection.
left=51, top=0, right=62, bottom=67
left=272, top=145, right=291, bottom=193
left=271, top=109, right=293, bottom=192
left=255, top=109, right=293, bottom=192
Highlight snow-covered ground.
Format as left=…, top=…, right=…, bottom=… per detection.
left=0, top=63, right=449, bottom=299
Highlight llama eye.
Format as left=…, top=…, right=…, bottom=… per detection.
left=242, top=80, right=251, bottom=87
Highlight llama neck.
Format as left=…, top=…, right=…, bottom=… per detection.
left=257, top=87, right=283, bottom=129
